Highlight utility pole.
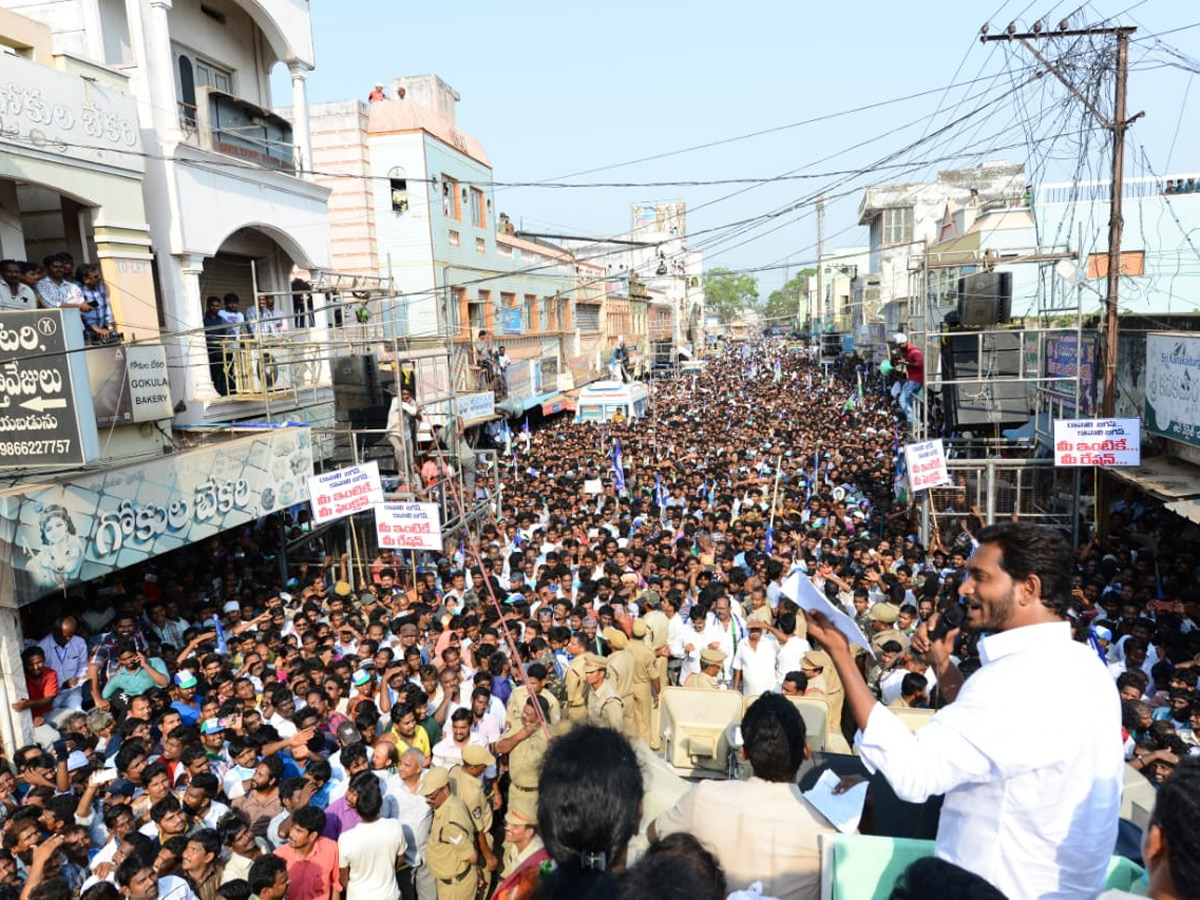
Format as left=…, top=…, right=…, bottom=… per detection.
left=981, top=22, right=1140, bottom=417
left=815, top=195, right=825, bottom=344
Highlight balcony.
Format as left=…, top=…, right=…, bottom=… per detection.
left=181, top=87, right=296, bottom=173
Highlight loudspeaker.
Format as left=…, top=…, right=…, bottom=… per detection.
left=331, top=353, right=384, bottom=414
left=957, top=271, right=1012, bottom=326
left=940, top=329, right=1030, bottom=430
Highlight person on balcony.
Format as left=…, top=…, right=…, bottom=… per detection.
left=35, top=253, right=91, bottom=314
left=369, top=82, right=388, bottom=102
left=0, top=259, right=38, bottom=311
left=76, top=264, right=117, bottom=344
left=204, top=296, right=231, bottom=396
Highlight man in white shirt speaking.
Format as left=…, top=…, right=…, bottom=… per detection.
left=808, top=522, right=1123, bottom=900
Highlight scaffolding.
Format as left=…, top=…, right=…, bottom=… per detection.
left=908, top=241, right=1091, bottom=545
left=232, top=269, right=502, bottom=557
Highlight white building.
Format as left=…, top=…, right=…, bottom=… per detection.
left=0, top=0, right=332, bottom=417
left=857, top=162, right=1026, bottom=333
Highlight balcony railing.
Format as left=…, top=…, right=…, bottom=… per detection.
left=186, top=87, right=296, bottom=173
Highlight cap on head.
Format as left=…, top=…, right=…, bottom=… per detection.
left=175, top=672, right=198, bottom=689
left=583, top=653, right=607, bottom=673
left=334, top=581, right=353, bottom=598
left=892, top=332, right=908, bottom=345
left=602, top=627, right=628, bottom=650
left=419, top=766, right=451, bottom=796
left=700, top=648, right=726, bottom=667
left=869, top=603, right=899, bottom=624
left=631, top=619, right=648, bottom=638
left=462, top=745, right=495, bottom=767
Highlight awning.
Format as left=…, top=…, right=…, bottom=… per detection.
left=1108, top=455, right=1200, bottom=501
left=540, top=395, right=574, bottom=415
left=1166, top=499, right=1200, bottom=525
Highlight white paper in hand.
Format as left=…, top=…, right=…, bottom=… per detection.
left=781, top=571, right=876, bottom=657
left=802, top=768, right=868, bottom=834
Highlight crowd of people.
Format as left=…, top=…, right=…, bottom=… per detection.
left=5, top=339, right=1200, bottom=900
left=0, top=253, right=116, bottom=343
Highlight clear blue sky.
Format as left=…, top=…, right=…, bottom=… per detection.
left=279, top=1, right=1200, bottom=293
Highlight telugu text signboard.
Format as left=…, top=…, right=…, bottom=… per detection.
left=0, top=428, right=313, bottom=606
left=308, top=462, right=384, bottom=525
left=904, top=439, right=951, bottom=492
left=374, top=502, right=443, bottom=552
left=0, top=308, right=99, bottom=467
left=1146, top=333, right=1200, bottom=450
left=1053, top=419, right=1141, bottom=467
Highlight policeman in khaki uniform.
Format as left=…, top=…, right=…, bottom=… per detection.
left=602, top=627, right=638, bottom=739
left=627, top=619, right=661, bottom=747
left=685, top=648, right=726, bottom=689
left=563, top=633, right=590, bottom=726
left=495, top=694, right=551, bottom=815
left=449, top=744, right=499, bottom=878
left=583, top=653, right=623, bottom=730
left=420, top=766, right=480, bottom=900
left=867, top=602, right=910, bottom=654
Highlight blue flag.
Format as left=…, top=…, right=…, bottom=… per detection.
left=764, top=524, right=774, bottom=555
left=1087, top=625, right=1108, bottom=664
left=611, top=439, right=626, bottom=495
left=655, top=473, right=666, bottom=508
left=211, top=616, right=228, bottom=656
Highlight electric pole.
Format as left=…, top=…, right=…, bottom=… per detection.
left=981, top=22, right=1140, bottom=417
left=815, top=195, right=825, bottom=343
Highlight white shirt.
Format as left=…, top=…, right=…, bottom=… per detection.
left=733, top=635, right=779, bottom=696
left=338, top=817, right=407, bottom=900
left=0, top=280, right=37, bottom=310
left=855, top=622, right=1123, bottom=900
left=774, top=635, right=812, bottom=687
left=39, top=633, right=89, bottom=685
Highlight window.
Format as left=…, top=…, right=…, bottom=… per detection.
left=468, top=294, right=489, bottom=335
left=559, top=298, right=571, bottom=331
left=882, top=207, right=913, bottom=246
left=389, top=167, right=408, bottom=213
left=448, top=230, right=460, bottom=247
left=445, top=287, right=466, bottom=336
left=547, top=298, right=558, bottom=331
left=470, top=188, right=485, bottom=228
left=538, top=297, right=550, bottom=331
left=442, top=176, right=461, bottom=220
left=576, top=304, right=599, bottom=332
left=524, top=294, right=537, bottom=332
left=476, top=237, right=486, bottom=253
left=174, top=46, right=232, bottom=126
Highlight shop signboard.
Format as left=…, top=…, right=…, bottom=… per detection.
left=0, top=428, right=313, bottom=606
left=1146, top=333, right=1200, bottom=450
left=0, top=308, right=99, bottom=467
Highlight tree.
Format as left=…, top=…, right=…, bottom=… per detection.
left=762, top=269, right=815, bottom=330
left=703, top=268, right=759, bottom=324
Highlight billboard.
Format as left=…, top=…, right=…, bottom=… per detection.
left=1146, top=333, right=1200, bottom=449
left=631, top=201, right=686, bottom=236
left=1043, top=334, right=1097, bottom=416
left=0, top=428, right=313, bottom=606
left=1053, top=419, right=1141, bottom=467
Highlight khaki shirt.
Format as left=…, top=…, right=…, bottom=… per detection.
left=684, top=672, right=721, bottom=690
left=643, top=610, right=670, bottom=650
left=505, top=685, right=561, bottom=729
left=605, top=648, right=636, bottom=698
left=626, top=639, right=656, bottom=686
left=586, top=680, right=624, bottom=730
left=565, top=655, right=589, bottom=717
left=426, top=794, right=478, bottom=879
left=501, top=835, right=545, bottom=879
left=653, top=776, right=838, bottom=900
left=449, top=766, right=492, bottom=836
left=500, top=725, right=549, bottom=792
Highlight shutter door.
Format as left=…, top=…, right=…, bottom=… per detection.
left=199, top=254, right=257, bottom=307
left=576, top=304, right=600, bottom=332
